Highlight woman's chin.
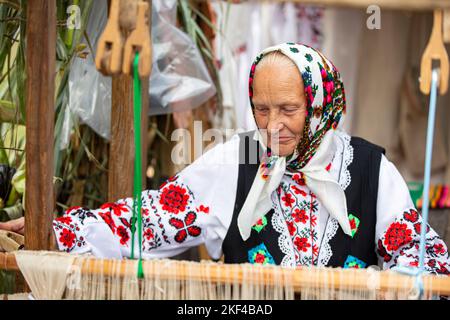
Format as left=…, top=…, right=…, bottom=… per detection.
left=269, top=144, right=296, bottom=157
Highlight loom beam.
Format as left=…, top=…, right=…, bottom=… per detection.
left=1, top=252, right=449, bottom=295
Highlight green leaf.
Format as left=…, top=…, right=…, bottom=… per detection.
left=10, top=163, right=24, bottom=194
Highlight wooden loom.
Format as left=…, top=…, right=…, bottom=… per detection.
left=1, top=250, right=450, bottom=299
left=1, top=0, right=450, bottom=300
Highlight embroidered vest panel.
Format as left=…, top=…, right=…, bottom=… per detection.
left=222, top=131, right=385, bottom=268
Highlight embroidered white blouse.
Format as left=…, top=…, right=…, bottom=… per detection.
left=52, top=130, right=450, bottom=274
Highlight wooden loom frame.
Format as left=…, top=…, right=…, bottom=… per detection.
left=1, top=0, right=450, bottom=297
left=1, top=251, right=450, bottom=295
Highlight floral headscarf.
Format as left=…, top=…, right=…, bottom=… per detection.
left=249, top=42, right=347, bottom=169
left=238, top=43, right=351, bottom=241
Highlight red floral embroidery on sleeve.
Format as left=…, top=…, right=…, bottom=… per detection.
left=377, top=239, right=392, bottom=262
left=53, top=218, right=85, bottom=253
left=403, top=209, right=419, bottom=223
left=55, top=216, right=72, bottom=225
left=159, top=174, right=179, bottom=189
left=98, top=211, right=117, bottom=234
left=116, top=226, right=130, bottom=246
left=197, top=205, right=209, bottom=214
left=59, top=228, right=76, bottom=248
left=144, top=228, right=154, bottom=241
left=159, top=184, right=190, bottom=214
left=169, top=211, right=202, bottom=243
left=377, top=209, right=450, bottom=275
left=100, top=202, right=129, bottom=217
left=383, top=222, right=413, bottom=252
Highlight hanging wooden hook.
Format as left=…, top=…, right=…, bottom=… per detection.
left=122, top=1, right=152, bottom=78
left=95, top=0, right=124, bottom=75
left=420, top=9, right=449, bottom=95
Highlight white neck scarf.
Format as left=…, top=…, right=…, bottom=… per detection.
left=237, top=130, right=352, bottom=241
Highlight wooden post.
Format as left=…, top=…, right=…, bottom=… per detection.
left=24, top=1, right=56, bottom=251
left=108, top=0, right=150, bottom=202
left=108, top=74, right=134, bottom=201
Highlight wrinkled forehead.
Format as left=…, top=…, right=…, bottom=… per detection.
left=255, top=43, right=334, bottom=77
left=253, top=52, right=303, bottom=83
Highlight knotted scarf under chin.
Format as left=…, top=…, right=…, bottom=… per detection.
left=237, top=129, right=352, bottom=241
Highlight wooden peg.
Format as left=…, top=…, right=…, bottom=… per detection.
left=444, top=9, right=450, bottom=43
left=95, top=0, right=123, bottom=75
left=119, top=0, right=138, bottom=32
left=420, top=9, right=449, bottom=95
left=122, top=1, right=152, bottom=78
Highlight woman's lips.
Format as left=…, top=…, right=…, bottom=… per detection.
left=271, top=136, right=295, bottom=143
left=279, top=136, right=295, bottom=141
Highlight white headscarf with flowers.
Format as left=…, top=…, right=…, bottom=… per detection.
left=238, top=42, right=351, bottom=241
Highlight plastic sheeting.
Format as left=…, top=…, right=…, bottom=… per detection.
left=66, top=0, right=216, bottom=142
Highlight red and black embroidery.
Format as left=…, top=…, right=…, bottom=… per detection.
left=293, top=236, right=311, bottom=253
left=292, top=208, right=308, bottom=224
left=292, top=173, right=306, bottom=186
left=434, top=243, right=446, bottom=255
left=67, top=206, right=98, bottom=225
left=278, top=177, right=320, bottom=266
left=55, top=216, right=72, bottom=225
left=52, top=218, right=85, bottom=252
left=120, top=217, right=132, bottom=229
left=144, top=227, right=154, bottom=241
left=383, top=221, right=413, bottom=252
left=156, top=213, right=170, bottom=244
left=197, top=205, right=210, bottom=214
left=169, top=211, right=202, bottom=243
left=437, top=261, right=450, bottom=274
left=142, top=225, right=163, bottom=252
left=159, top=174, right=179, bottom=189
left=159, top=184, right=190, bottom=214
left=116, top=225, right=130, bottom=246
left=413, top=222, right=430, bottom=235
left=53, top=177, right=210, bottom=256
left=281, top=192, right=295, bottom=207
left=98, top=211, right=117, bottom=234
left=378, top=209, right=450, bottom=275
left=286, top=221, right=296, bottom=236
left=403, top=209, right=419, bottom=223
left=59, top=228, right=76, bottom=248
left=291, top=185, right=307, bottom=196
left=100, top=202, right=129, bottom=217
left=377, top=239, right=392, bottom=262
left=147, top=194, right=170, bottom=245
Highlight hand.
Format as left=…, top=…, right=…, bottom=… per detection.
left=0, top=217, right=24, bottom=235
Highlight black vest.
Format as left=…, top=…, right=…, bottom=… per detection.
left=222, top=131, right=385, bottom=268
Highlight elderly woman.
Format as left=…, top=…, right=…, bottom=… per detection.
left=32, top=43, right=450, bottom=272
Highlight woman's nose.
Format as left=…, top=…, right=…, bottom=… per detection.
left=267, top=114, right=284, bottom=134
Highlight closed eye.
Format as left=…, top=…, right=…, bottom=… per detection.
left=254, top=106, right=269, bottom=114
left=281, top=106, right=299, bottom=114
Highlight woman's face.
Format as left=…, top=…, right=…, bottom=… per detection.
left=252, top=60, right=308, bottom=157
